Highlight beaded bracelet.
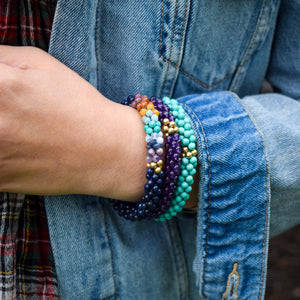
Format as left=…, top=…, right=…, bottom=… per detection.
left=155, top=97, right=198, bottom=221
left=112, top=94, right=165, bottom=220
left=150, top=97, right=182, bottom=218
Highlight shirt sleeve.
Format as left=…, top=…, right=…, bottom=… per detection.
left=177, top=1, right=300, bottom=299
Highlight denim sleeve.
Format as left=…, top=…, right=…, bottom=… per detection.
left=176, top=2, right=300, bottom=299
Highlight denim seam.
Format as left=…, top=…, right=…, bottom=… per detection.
left=159, top=0, right=190, bottom=96
left=174, top=218, right=190, bottom=300
left=160, top=0, right=179, bottom=93
left=230, top=93, right=271, bottom=300
left=160, top=53, right=255, bottom=89
left=176, top=0, right=189, bottom=66
left=165, top=221, right=184, bottom=300
left=229, top=0, right=269, bottom=90
left=170, top=0, right=189, bottom=98
left=103, top=205, right=119, bottom=300
left=183, top=103, right=211, bottom=299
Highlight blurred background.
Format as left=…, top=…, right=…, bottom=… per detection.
left=265, top=224, right=300, bottom=299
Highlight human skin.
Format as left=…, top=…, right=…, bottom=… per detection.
left=0, top=45, right=198, bottom=209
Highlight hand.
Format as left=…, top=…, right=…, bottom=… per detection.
left=0, top=46, right=147, bottom=200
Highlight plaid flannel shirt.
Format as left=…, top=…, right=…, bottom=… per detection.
left=0, top=1, right=59, bottom=299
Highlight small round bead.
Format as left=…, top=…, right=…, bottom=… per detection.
left=184, top=130, right=192, bottom=138
left=186, top=175, right=194, bottom=184
left=182, top=157, right=189, bottom=165
left=151, top=114, right=159, bottom=121
left=181, top=182, right=189, bottom=189
left=178, top=120, right=185, bottom=127
left=156, top=148, right=164, bottom=155
left=168, top=128, right=175, bottom=134
left=189, top=168, right=197, bottom=176
left=178, top=112, right=185, bottom=120
left=146, top=127, right=153, bottom=135
left=155, top=167, right=162, bottom=174
left=186, top=152, right=193, bottom=159
left=189, top=142, right=196, bottom=150
left=184, top=123, right=192, bottom=130
left=185, top=186, right=192, bottom=193
left=181, top=192, right=189, bottom=200
left=147, top=103, right=154, bottom=110
left=146, top=110, right=153, bottom=117
left=183, top=138, right=190, bottom=146
left=190, top=156, right=197, bottom=164
left=142, top=116, right=150, bottom=124
left=154, top=126, right=161, bottom=133
left=140, top=108, right=147, bottom=116
left=150, top=162, right=157, bottom=168
left=190, top=135, right=197, bottom=142
left=186, top=164, right=194, bottom=171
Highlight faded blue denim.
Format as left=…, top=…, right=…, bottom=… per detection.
left=45, top=0, right=300, bottom=299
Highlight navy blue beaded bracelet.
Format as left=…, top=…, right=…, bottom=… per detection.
left=112, top=94, right=165, bottom=221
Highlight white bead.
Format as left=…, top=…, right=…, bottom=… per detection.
left=151, top=114, right=158, bottom=121
left=142, top=116, right=150, bottom=124
left=157, top=137, right=164, bottom=144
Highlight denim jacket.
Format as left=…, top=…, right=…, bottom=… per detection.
left=45, top=0, right=300, bottom=299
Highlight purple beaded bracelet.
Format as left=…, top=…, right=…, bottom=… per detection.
left=150, top=97, right=182, bottom=218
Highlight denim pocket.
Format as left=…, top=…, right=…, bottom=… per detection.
left=159, top=0, right=280, bottom=97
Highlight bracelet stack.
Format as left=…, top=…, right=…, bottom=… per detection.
left=112, top=94, right=198, bottom=221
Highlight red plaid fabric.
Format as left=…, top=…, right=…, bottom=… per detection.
left=0, top=1, right=59, bottom=299
left=0, top=0, right=56, bottom=49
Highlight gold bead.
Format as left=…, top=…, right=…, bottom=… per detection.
left=183, top=147, right=189, bottom=153
left=147, top=163, right=151, bottom=168
left=163, top=118, right=170, bottom=125
left=168, top=128, right=175, bottom=134
left=155, top=167, right=162, bottom=174
left=192, top=149, right=198, bottom=156
left=174, top=126, right=179, bottom=133
left=169, top=121, right=176, bottom=128
left=165, top=133, right=169, bottom=137
left=157, top=160, right=163, bottom=167
left=163, top=125, right=169, bottom=132
left=186, top=152, right=193, bottom=158
left=150, top=162, right=157, bottom=169
left=182, top=153, right=186, bottom=157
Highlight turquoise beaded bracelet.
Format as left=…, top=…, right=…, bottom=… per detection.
left=155, top=97, right=198, bottom=221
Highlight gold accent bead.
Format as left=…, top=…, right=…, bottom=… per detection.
left=150, top=162, right=157, bottom=169
left=165, top=133, right=169, bottom=137
left=155, top=167, right=162, bottom=174
left=191, top=149, right=198, bottom=156
left=147, top=163, right=151, bottom=168
left=168, top=128, right=175, bottom=134
left=183, top=147, right=189, bottom=153
left=157, top=160, right=163, bottom=167
left=186, top=152, right=193, bottom=158
left=174, top=126, right=179, bottom=133
left=182, top=153, right=186, bottom=157
left=169, top=121, right=176, bottom=128
left=163, top=125, right=169, bottom=132
left=163, top=118, right=170, bottom=125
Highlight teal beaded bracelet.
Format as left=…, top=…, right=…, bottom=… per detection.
left=155, top=97, right=198, bottom=221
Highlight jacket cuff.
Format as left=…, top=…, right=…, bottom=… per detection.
left=178, top=92, right=270, bottom=300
